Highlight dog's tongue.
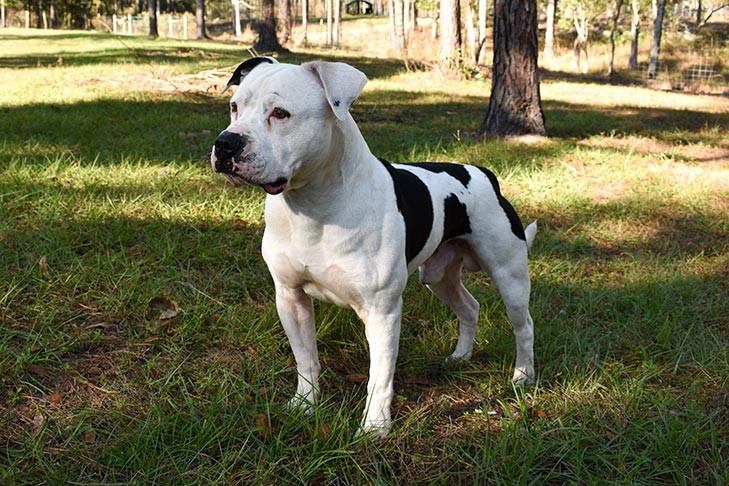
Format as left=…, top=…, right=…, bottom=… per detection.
left=262, top=179, right=288, bottom=195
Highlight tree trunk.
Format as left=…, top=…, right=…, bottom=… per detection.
left=647, top=0, right=665, bottom=79
left=254, top=0, right=284, bottom=51
left=389, top=0, right=405, bottom=53
left=148, top=0, right=158, bottom=37
left=439, top=0, right=461, bottom=68
left=195, top=0, right=208, bottom=39
left=326, top=0, right=333, bottom=46
left=695, top=0, right=702, bottom=27
left=628, top=0, right=640, bottom=69
left=333, top=0, right=341, bottom=45
left=572, top=8, right=588, bottom=73
left=34, top=0, right=41, bottom=28
left=277, top=0, right=292, bottom=45
left=466, top=0, right=477, bottom=63
left=543, top=0, right=556, bottom=63
left=477, top=0, right=546, bottom=139
left=607, top=0, right=624, bottom=78
left=477, top=0, right=486, bottom=63
left=50, top=0, right=58, bottom=28
left=233, top=0, right=242, bottom=36
left=301, top=0, right=308, bottom=45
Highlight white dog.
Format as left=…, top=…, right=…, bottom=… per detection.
left=210, top=57, right=536, bottom=438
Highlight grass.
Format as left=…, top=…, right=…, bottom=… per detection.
left=1, top=28, right=728, bottom=483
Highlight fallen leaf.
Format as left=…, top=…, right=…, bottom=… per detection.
left=51, top=390, right=62, bottom=405
left=149, top=295, right=180, bottom=320
left=83, top=428, right=97, bottom=444
left=25, top=363, right=51, bottom=377
left=346, top=374, right=368, bottom=383
left=254, top=413, right=270, bottom=437
left=39, top=255, right=50, bottom=276
left=317, top=423, right=332, bottom=438
left=148, top=296, right=180, bottom=334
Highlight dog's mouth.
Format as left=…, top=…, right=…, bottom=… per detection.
left=222, top=170, right=288, bottom=195
left=214, top=155, right=289, bottom=195
left=261, top=177, right=289, bottom=195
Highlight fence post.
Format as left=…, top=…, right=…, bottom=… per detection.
left=183, top=13, right=188, bottom=40
left=112, top=14, right=117, bottom=33
left=1, top=0, right=5, bottom=28
left=127, top=14, right=132, bottom=35
left=168, top=15, right=173, bottom=37
left=25, top=9, right=30, bottom=28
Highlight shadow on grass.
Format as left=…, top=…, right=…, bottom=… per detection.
left=545, top=100, right=729, bottom=140
left=0, top=30, right=409, bottom=79
left=3, top=89, right=725, bottom=171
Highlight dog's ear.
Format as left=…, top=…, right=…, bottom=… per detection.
left=306, top=62, right=368, bottom=121
left=222, top=57, right=278, bottom=93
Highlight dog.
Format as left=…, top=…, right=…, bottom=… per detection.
left=210, top=57, right=536, bottom=438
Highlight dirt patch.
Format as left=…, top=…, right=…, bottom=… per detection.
left=79, top=67, right=232, bottom=95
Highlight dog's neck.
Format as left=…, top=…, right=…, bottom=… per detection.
left=278, top=113, right=379, bottom=217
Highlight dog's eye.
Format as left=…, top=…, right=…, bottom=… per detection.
left=231, top=102, right=238, bottom=113
left=271, top=107, right=290, bottom=120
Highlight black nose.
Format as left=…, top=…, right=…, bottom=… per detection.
left=213, top=130, right=246, bottom=173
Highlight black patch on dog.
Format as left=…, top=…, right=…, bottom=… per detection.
left=442, top=194, right=471, bottom=243
left=410, top=162, right=471, bottom=188
left=477, top=167, right=526, bottom=241
left=224, top=57, right=275, bottom=92
left=378, top=159, right=434, bottom=263
left=333, top=99, right=341, bottom=107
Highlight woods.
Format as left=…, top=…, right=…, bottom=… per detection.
left=2, top=0, right=726, bottom=88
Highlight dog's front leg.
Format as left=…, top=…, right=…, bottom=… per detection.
left=357, top=302, right=402, bottom=438
left=275, top=284, right=320, bottom=410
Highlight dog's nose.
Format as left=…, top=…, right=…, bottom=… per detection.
left=213, top=130, right=246, bottom=173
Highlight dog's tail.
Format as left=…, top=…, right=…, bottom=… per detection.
left=524, top=221, right=537, bottom=253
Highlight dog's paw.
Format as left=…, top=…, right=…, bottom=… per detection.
left=285, top=394, right=316, bottom=414
left=447, top=350, right=472, bottom=362
left=355, top=420, right=391, bottom=440
left=511, top=367, right=535, bottom=386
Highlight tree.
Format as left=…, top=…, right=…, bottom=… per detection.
left=195, top=0, right=209, bottom=39
left=389, top=0, right=406, bottom=54
left=439, top=0, right=461, bottom=68
left=478, top=0, right=545, bottom=138
left=607, top=0, right=625, bottom=78
left=543, top=0, right=557, bottom=63
left=148, top=0, right=158, bottom=37
left=571, top=2, right=589, bottom=73
left=628, top=0, right=641, bottom=69
left=277, top=0, right=292, bottom=45
left=301, top=0, right=308, bottom=45
left=254, top=0, right=284, bottom=51
left=647, top=0, right=665, bottom=79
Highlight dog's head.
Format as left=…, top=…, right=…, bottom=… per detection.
left=210, top=57, right=367, bottom=195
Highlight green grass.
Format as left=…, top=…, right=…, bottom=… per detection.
left=1, top=28, right=728, bottom=483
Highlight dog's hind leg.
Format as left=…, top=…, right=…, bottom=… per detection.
left=475, top=246, right=535, bottom=385
left=420, top=241, right=480, bottom=361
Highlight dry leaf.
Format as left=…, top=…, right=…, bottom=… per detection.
left=346, top=373, right=368, bottom=383
left=51, top=390, right=62, bottom=405
left=39, top=255, right=50, bottom=276
left=25, top=363, right=51, bottom=377
left=83, top=428, right=97, bottom=444
left=254, top=413, right=270, bottom=437
left=148, top=296, right=180, bottom=334
left=317, top=423, right=332, bottom=438
left=149, top=295, right=180, bottom=320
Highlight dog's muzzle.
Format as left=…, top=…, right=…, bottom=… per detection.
left=213, top=130, right=248, bottom=174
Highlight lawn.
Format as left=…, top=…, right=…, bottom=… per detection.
left=1, top=29, right=727, bottom=483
